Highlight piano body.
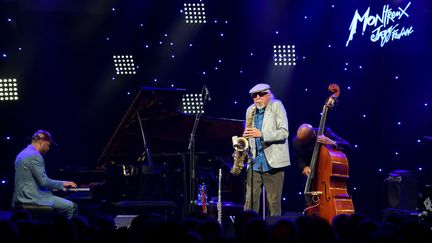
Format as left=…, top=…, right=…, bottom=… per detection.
left=92, top=87, right=245, bottom=209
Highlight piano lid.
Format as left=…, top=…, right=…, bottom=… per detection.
left=97, top=87, right=244, bottom=166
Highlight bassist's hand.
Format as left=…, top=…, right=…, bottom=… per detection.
left=317, top=135, right=336, bottom=146
left=302, top=166, right=311, bottom=176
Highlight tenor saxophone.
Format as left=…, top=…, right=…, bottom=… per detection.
left=230, top=106, right=256, bottom=176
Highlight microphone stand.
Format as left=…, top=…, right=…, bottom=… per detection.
left=188, top=85, right=209, bottom=214
left=234, top=143, right=256, bottom=212
left=136, top=111, right=153, bottom=166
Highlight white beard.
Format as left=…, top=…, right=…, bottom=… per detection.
left=256, top=103, right=265, bottom=109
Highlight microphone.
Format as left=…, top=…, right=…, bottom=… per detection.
left=204, top=85, right=211, bottom=101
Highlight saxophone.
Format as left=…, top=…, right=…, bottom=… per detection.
left=230, top=106, right=256, bottom=176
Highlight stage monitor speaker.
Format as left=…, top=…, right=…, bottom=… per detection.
left=114, top=215, right=138, bottom=229
left=383, top=170, right=418, bottom=210
left=419, top=185, right=432, bottom=213
left=111, top=200, right=178, bottom=220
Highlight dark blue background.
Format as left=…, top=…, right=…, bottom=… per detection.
left=0, top=0, right=430, bottom=219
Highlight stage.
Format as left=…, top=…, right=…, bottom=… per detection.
left=0, top=0, right=431, bottom=228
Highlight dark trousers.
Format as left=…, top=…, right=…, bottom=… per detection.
left=244, top=169, right=284, bottom=216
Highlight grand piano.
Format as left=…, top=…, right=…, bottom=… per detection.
left=92, top=87, right=245, bottom=213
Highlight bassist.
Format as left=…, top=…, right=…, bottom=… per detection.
left=293, top=123, right=351, bottom=177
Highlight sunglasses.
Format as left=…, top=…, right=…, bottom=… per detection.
left=251, top=92, right=268, bottom=98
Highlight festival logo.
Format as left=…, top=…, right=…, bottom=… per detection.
left=346, top=2, right=414, bottom=47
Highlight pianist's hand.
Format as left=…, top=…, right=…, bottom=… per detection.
left=63, top=181, right=77, bottom=189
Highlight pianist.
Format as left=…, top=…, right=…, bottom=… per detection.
left=12, top=130, right=78, bottom=219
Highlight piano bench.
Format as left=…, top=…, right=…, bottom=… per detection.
left=112, top=200, right=178, bottom=219
left=15, top=203, right=54, bottom=221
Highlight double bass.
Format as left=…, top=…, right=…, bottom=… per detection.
left=303, top=84, right=355, bottom=223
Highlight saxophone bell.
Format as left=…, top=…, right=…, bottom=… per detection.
left=232, top=136, right=249, bottom=152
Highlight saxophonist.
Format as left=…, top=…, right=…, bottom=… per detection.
left=243, top=83, right=291, bottom=216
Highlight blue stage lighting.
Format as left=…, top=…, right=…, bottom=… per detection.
left=184, top=3, right=207, bottom=24
left=182, top=93, right=204, bottom=114
left=0, top=78, right=18, bottom=101
left=113, top=55, right=136, bottom=75
left=273, top=45, right=296, bottom=66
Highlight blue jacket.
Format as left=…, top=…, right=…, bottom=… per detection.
left=12, top=144, right=64, bottom=207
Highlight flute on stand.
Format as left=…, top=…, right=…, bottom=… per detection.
left=217, top=168, right=222, bottom=225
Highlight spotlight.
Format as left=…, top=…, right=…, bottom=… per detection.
left=181, top=93, right=204, bottom=114
left=273, top=45, right=296, bottom=66
left=183, top=2, right=207, bottom=24
left=0, top=78, right=19, bottom=101
left=113, top=55, right=136, bottom=75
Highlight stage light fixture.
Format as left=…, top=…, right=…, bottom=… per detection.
left=273, top=45, right=296, bottom=66
left=181, top=93, right=204, bottom=114
left=0, top=78, right=18, bottom=101
left=113, top=55, right=136, bottom=75
left=183, top=3, right=206, bottom=24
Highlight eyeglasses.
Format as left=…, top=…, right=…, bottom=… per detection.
left=251, top=92, right=268, bottom=98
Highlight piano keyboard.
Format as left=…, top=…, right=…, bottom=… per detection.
left=65, top=187, right=91, bottom=192
left=53, top=187, right=91, bottom=192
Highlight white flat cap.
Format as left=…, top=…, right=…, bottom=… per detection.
left=249, top=83, right=271, bottom=94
